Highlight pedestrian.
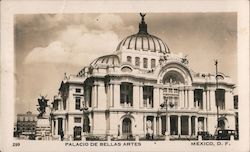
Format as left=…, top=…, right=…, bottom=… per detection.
left=60, top=130, right=64, bottom=141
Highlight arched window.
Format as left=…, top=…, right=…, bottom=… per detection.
left=135, top=57, right=140, bottom=67
left=163, top=71, right=185, bottom=85
left=127, top=56, right=132, bottom=63
left=143, top=58, right=148, bottom=68
left=122, top=118, right=132, bottom=135
left=121, top=66, right=132, bottom=73
left=151, top=59, right=156, bottom=68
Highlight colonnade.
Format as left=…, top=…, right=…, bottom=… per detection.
left=143, top=114, right=208, bottom=136
left=84, top=80, right=233, bottom=112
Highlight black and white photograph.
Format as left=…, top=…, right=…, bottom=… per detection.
left=1, top=1, right=249, bottom=152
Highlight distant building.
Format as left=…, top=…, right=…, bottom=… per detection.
left=13, top=123, right=17, bottom=137
left=16, top=111, right=37, bottom=138
left=51, top=14, right=236, bottom=140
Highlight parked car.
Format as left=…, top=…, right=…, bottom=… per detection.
left=216, top=129, right=235, bottom=140
left=28, top=134, right=36, bottom=140
left=197, top=131, right=213, bottom=140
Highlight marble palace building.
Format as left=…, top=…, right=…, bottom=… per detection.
left=51, top=14, right=236, bottom=140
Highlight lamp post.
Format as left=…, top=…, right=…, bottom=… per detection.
left=160, top=97, right=174, bottom=140
left=215, top=60, right=219, bottom=131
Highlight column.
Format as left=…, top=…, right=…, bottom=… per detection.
left=207, top=90, right=211, bottom=111
left=179, top=89, right=184, bottom=108
left=107, top=84, right=110, bottom=108
left=188, top=116, right=191, bottom=135
left=153, top=87, right=159, bottom=108
left=65, top=117, right=68, bottom=134
left=51, top=120, right=54, bottom=135
left=185, top=90, right=188, bottom=108
left=144, top=116, right=147, bottom=133
left=133, top=85, right=140, bottom=109
left=159, top=88, right=163, bottom=105
left=210, top=89, right=216, bottom=112
left=195, top=117, right=198, bottom=135
left=178, top=116, right=181, bottom=135
left=140, top=86, right=143, bottom=108
left=188, top=89, right=194, bottom=109
left=182, top=90, right=185, bottom=108
left=58, top=100, right=61, bottom=110
left=167, top=115, right=170, bottom=134
left=91, top=114, right=94, bottom=133
left=153, top=117, right=156, bottom=135
left=95, top=85, right=98, bottom=108
left=110, top=84, right=114, bottom=107
left=98, top=83, right=106, bottom=109
left=204, top=118, right=207, bottom=131
left=203, top=90, right=207, bottom=110
left=159, top=116, right=162, bottom=135
left=112, top=84, right=115, bottom=107
left=113, top=83, right=120, bottom=108
left=91, top=85, right=96, bottom=107
left=225, top=90, right=233, bottom=111
left=55, top=118, right=58, bottom=135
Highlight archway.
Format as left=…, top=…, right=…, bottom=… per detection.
left=218, top=119, right=225, bottom=130
left=218, top=117, right=228, bottom=130
left=73, top=126, right=82, bottom=140
left=122, top=118, right=132, bottom=136
left=163, top=70, right=185, bottom=85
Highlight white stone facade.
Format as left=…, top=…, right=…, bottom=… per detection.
left=51, top=15, right=236, bottom=140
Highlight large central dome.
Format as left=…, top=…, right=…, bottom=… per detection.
left=116, top=13, right=170, bottom=54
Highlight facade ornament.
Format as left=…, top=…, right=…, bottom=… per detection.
left=139, top=13, right=148, bottom=34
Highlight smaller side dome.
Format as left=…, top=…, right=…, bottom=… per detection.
left=90, top=54, right=120, bottom=67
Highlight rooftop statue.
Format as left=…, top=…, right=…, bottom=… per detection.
left=37, top=95, right=49, bottom=118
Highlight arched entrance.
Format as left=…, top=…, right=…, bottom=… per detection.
left=217, top=116, right=229, bottom=130
left=122, top=118, right=132, bottom=136
left=218, top=119, right=225, bottom=130
left=73, top=126, right=82, bottom=140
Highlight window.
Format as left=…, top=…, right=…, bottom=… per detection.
left=127, top=56, right=132, bottom=63
left=75, top=98, right=81, bottom=110
left=135, top=57, right=140, bottom=67
left=120, top=82, right=133, bottom=107
left=143, top=58, right=148, bottom=68
left=53, top=100, right=58, bottom=110
left=143, top=86, right=154, bottom=108
left=194, top=89, right=203, bottom=109
left=151, top=59, right=156, bottom=68
left=75, top=88, right=81, bottom=93
left=216, top=89, right=225, bottom=110
left=74, top=117, right=81, bottom=123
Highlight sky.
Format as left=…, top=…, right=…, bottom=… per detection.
left=15, top=13, right=237, bottom=115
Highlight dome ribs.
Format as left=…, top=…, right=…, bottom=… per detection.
left=127, top=34, right=135, bottom=49
left=115, top=14, right=170, bottom=54
left=148, top=34, right=156, bottom=52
